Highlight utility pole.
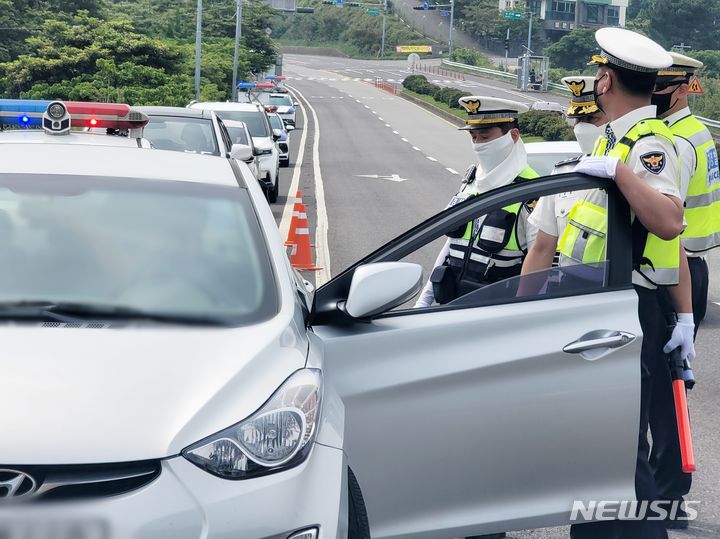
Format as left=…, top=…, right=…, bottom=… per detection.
left=448, top=0, right=454, bottom=54
left=381, top=0, right=387, bottom=58
left=504, top=27, right=510, bottom=70
left=232, top=0, right=243, bottom=101
left=194, top=0, right=203, bottom=100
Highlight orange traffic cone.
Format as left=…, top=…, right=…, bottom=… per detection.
left=290, top=203, right=321, bottom=271
left=285, top=192, right=306, bottom=246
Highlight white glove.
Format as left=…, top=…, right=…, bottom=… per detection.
left=663, top=313, right=696, bottom=363
left=574, top=156, right=620, bottom=179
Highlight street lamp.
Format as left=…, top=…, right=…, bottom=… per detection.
left=232, top=0, right=244, bottom=101
left=194, top=0, right=203, bottom=100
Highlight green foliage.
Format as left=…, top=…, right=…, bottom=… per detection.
left=402, top=75, right=469, bottom=109
left=449, top=48, right=492, bottom=68
left=688, top=50, right=720, bottom=80
left=274, top=4, right=428, bottom=57
left=455, top=0, right=544, bottom=52
left=544, top=28, right=598, bottom=72
left=519, top=111, right=574, bottom=141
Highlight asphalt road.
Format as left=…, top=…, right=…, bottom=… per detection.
left=274, top=54, right=720, bottom=538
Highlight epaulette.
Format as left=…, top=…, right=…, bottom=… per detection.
left=555, top=155, right=583, bottom=167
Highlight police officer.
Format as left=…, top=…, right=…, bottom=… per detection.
left=648, top=51, right=717, bottom=529
left=414, top=97, right=539, bottom=308
left=520, top=76, right=607, bottom=281
left=553, top=28, right=690, bottom=539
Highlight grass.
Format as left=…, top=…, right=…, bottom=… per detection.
left=522, top=135, right=545, bottom=143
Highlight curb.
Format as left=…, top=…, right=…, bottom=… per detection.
left=396, top=91, right=465, bottom=128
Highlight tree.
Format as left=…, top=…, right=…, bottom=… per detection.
left=544, top=28, right=597, bottom=71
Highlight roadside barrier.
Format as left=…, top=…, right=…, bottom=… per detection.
left=374, top=78, right=399, bottom=95
left=413, top=63, right=465, bottom=81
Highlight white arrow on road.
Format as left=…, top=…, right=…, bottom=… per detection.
left=355, top=174, right=409, bottom=183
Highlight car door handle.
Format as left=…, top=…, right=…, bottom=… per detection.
left=563, top=331, right=636, bottom=354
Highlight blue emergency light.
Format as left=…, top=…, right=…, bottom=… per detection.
left=237, top=81, right=257, bottom=89
left=264, top=75, right=277, bottom=81
left=0, top=99, right=52, bottom=127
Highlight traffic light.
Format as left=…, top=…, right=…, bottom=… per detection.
left=347, top=2, right=364, bottom=6
left=413, top=1, right=437, bottom=9
left=504, top=38, right=509, bottom=51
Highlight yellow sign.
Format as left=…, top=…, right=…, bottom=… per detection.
left=396, top=45, right=432, bottom=53
left=688, top=77, right=704, bottom=95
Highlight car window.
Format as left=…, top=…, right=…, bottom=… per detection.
left=268, top=115, right=283, bottom=130
left=257, top=94, right=293, bottom=107
left=0, top=174, right=278, bottom=324
left=526, top=152, right=581, bottom=176
left=216, top=118, right=233, bottom=153
left=211, top=110, right=270, bottom=138
left=143, top=117, right=220, bottom=156
left=312, top=175, right=630, bottom=323
left=225, top=125, right=249, bottom=146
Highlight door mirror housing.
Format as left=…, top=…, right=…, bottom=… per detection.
left=286, top=124, right=295, bottom=132
left=229, top=143, right=253, bottom=161
left=272, top=128, right=283, bottom=141
left=344, top=262, right=423, bottom=318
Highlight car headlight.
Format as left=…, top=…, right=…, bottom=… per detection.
left=182, top=369, right=322, bottom=480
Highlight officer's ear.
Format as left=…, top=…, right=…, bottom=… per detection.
left=676, top=82, right=690, bottom=99
left=510, top=128, right=520, bottom=142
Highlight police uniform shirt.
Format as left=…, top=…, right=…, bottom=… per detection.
left=664, top=106, right=695, bottom=201
left=583, top=105, right=681, bottom=288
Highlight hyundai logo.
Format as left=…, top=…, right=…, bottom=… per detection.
left=0, top=469, right=37, bottom=499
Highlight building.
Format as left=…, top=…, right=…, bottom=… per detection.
left=498, top=0, right=627, bottom=39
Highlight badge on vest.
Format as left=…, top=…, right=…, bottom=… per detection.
left=640, top=152, right=666, bottom=175
left=706, top=146, right=720, bottom=187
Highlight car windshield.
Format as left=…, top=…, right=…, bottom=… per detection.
left=526, top=152, right=581, bottom=176
left=257, top=94, right=293, bottom=107
left=0, top=174, right=277, bottom=325
left=268, top=115, right=283, bottom=130
left=211, top=110, right=270, bottom=138
left=225, top=125, right=249, bottom=145
left=143, top=117, right=220, bottom=156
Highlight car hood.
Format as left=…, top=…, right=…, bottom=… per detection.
left=0, top=317, right=308, bottom=464
left=253, top=137, right=274, bottom=150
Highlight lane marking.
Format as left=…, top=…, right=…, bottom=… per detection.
left=287, top=84, right=332, bottom=285
left=393, top=130, right=399, bottom=134
left=401, top=137, right=409, bottom=142
left=446, top=167, right=459, bottom=174
left=426, top=156, right=438, bottom=162
left=279, top=88, right=310, bottom=241
left=385, top=123, right=391, bottom=127
left=413, top=146, right=421, bottom=151
left=365, top=105, right=370, bottom=109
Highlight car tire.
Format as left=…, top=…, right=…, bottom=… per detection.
left=348, top=467, right=371, bottom=539
left=281, top=159, right=290, bottom=168
left=268, top=173, right=279, bottom=203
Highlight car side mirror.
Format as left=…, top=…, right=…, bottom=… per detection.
left=229, top=143, right=253, bottom=161
left=344, top=262, right=423, bottom=318
left=293, top=101, right=299, bottom=107
left=286, top=124, right=295, bottom=132
left=272, top=128, right=282, bottom=141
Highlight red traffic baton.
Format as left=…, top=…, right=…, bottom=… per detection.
left=666, top=314, right=696, bottom=473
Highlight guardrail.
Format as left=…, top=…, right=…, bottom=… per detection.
left=697, top=116, right=720, bottom=130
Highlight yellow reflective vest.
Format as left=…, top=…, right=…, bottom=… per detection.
left=670, top=114, right=720, bottom=253
left=557, top=119, right=680, bottom=286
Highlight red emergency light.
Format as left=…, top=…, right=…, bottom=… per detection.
left=63, top=101, right=149, bottom=130
left=255, top=83, right=274, bottom=89
left=264, top=105, right=278, bottom=113
left=275, top=76, right=286, bottom=81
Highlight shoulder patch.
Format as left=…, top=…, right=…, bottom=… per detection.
left=640, top=151, right=666, bottom=175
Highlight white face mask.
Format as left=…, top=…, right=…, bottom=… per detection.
left=573, top=122, right=602, bottom=155
left=472, top=131, right=515, bottom=172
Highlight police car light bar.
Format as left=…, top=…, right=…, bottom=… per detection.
left=255, top=83, right=275, bottom=89
left=265, top=75, right=277, bottom=80
left=64, top=101, right=149, bottom=130
left=238, top=81, right=257, bottom=89
left=265, top=105, right=278, bottom=113
left=275, top=76, right=286, bottom=81
left=0, top=99, right=52, bottom=127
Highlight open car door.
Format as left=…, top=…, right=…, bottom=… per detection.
left=310, top=174, right=642, bottom=539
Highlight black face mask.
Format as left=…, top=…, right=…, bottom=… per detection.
left=651, top=86, right=680, bottom=116
left=593, top=73, right=608, bottom=112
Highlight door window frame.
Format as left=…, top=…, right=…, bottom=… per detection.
left=311, top=174, right=632, bottom=325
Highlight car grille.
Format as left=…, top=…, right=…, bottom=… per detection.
left=0, top=461, right=161, bottom=502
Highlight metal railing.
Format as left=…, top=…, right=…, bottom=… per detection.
left=697, top=116, right=720, bottom=130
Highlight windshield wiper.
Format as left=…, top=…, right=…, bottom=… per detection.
left=0, top=301, right=231, bottom=326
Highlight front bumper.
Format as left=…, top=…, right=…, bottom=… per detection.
left=0, top=443, right=346, bottom=539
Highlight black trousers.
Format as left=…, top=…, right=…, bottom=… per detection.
left=647, top=258, right=706, bottom=504
left=570, top=287, right=668, bottom=539
left=688, top=256, right=709, bottom=337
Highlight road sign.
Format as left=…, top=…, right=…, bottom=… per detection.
left=396, top=45, right=432, bottom=53
left=336, top=0, right=344, bottom=6
left=422, top=0, right=428, bottom=8
left=367, top=8, right=380, bottom=14
left=688, top=77, right=704, bottom=95
left=503, top=10, right=523, bottom=19
left=439, top=9, right=450, bottom=16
